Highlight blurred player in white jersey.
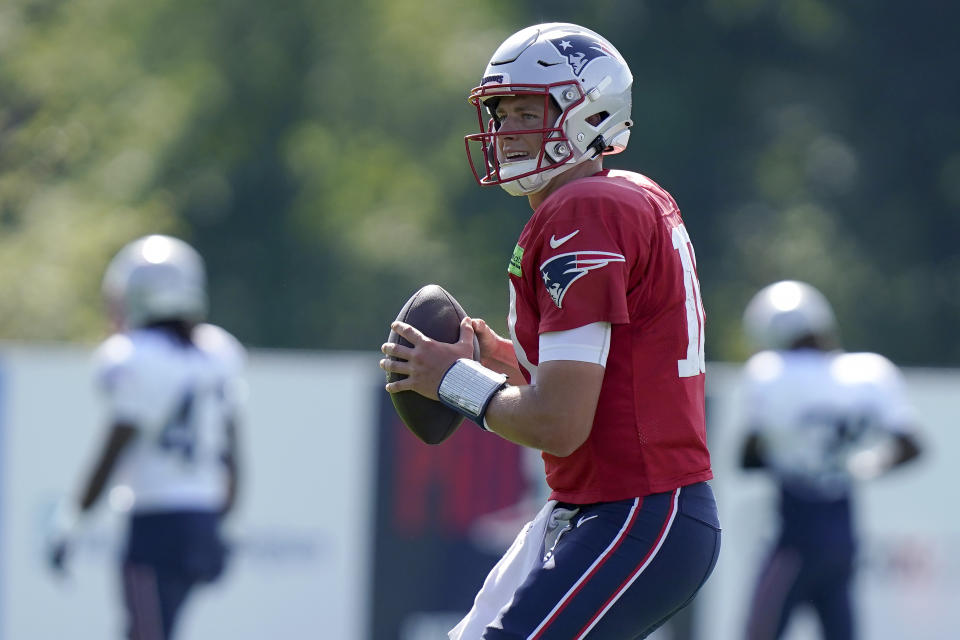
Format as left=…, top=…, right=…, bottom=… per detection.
left=738, top=280, right=923, bottom=640
left=47, top=234, right=246, bottom=640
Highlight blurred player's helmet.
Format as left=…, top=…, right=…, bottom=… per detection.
left=102, top=235, right=208, bottom=329
left=465, top=23, right=633, bottom=196
left=742, top=280, right=838, bottom=351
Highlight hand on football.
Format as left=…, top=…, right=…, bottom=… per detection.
left=381, top=316, right=477, bottom=400
left=470, top=318, right=523, bottom=382
left=470, top=318, right=506, bottom=360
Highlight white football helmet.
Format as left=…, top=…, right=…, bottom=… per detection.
left=102, top=235, right=208, bottom=329
left=742, top=280, right=838, bottom=351
left=465, top=23, right=633, bottom=196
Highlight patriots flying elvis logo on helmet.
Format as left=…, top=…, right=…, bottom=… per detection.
left=540, top=251, right=625, bottom=308
left=548, top=35, right=611, bottom=77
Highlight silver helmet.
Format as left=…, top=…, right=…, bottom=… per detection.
left=465, top=23, right=633, bottom=196
left=742, top=280, right=837, bottom=351
left=102, top=235, right=208, bottom=329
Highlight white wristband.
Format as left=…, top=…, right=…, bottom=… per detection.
left=438, top=358, right=507, bottom=428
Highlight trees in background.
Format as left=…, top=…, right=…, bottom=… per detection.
left=1, top=0, right=956, bottom=364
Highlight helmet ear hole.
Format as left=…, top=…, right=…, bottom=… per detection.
left=586, top=111, right=609, bottom=126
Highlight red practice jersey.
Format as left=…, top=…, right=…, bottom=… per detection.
left=507, top=169, right=712, bottom=503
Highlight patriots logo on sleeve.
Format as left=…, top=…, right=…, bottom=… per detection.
left=547, top=35, right=611, bottom=76
left=540, top=251, right=625, bottom=308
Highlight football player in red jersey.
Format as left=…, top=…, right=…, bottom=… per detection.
left=381, top=23, right=720, bottom=639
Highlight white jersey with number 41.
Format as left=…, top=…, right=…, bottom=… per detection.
left=93, top=323, right=246, bottom=513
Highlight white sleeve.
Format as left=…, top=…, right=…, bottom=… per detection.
left=740, top=351, right=784, bottom=430
left=538, top=322, right=611, bottom=366
left=862, top=354, right=917, bottom=434
left=194, top=323, right=248, bottom=412
left=92, top=334, right=156, bottom=428
left=831, top=352, right=918, bottom=434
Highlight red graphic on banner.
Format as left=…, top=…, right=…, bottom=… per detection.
left=391, top=419, right=527, bottom=536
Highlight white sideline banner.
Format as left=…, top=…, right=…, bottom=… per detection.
left=0, top=343, right=378, bottom=640
left=1, top=345, right=958, bottom=640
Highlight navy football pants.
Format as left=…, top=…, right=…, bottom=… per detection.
left=122, top=510, right=227, bottom=640
left=744, top=544, right=854, bottom=640
left=484, top=482, right=721, bottom=639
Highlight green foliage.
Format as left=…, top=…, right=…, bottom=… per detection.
left=0, top=0, right=957, bottom=365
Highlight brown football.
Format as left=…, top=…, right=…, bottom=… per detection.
left=386, top=284, right=480, bottom=444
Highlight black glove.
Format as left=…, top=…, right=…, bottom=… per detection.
left=45, top=500, right=79, bottom=578
left=47, top=537, right=71, bottom=576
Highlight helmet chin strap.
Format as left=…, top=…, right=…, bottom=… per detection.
left=497, top=146, right=594, bottom=197
left=499, top=162, right=550, bottom=196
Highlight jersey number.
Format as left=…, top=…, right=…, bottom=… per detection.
left=672, top=224, right=706, bottom=378
left=158, top=388, right=197, bottom=463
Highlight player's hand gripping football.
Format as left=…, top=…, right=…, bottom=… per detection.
left=381, top=316, right=477, bottom=401
left=469, top=318, right=524, bottom=383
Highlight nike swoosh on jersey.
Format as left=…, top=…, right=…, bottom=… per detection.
left=549, top=230, right=580, bottom=249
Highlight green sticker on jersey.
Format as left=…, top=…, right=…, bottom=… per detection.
left=508, top=244, right=524, bottom=277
